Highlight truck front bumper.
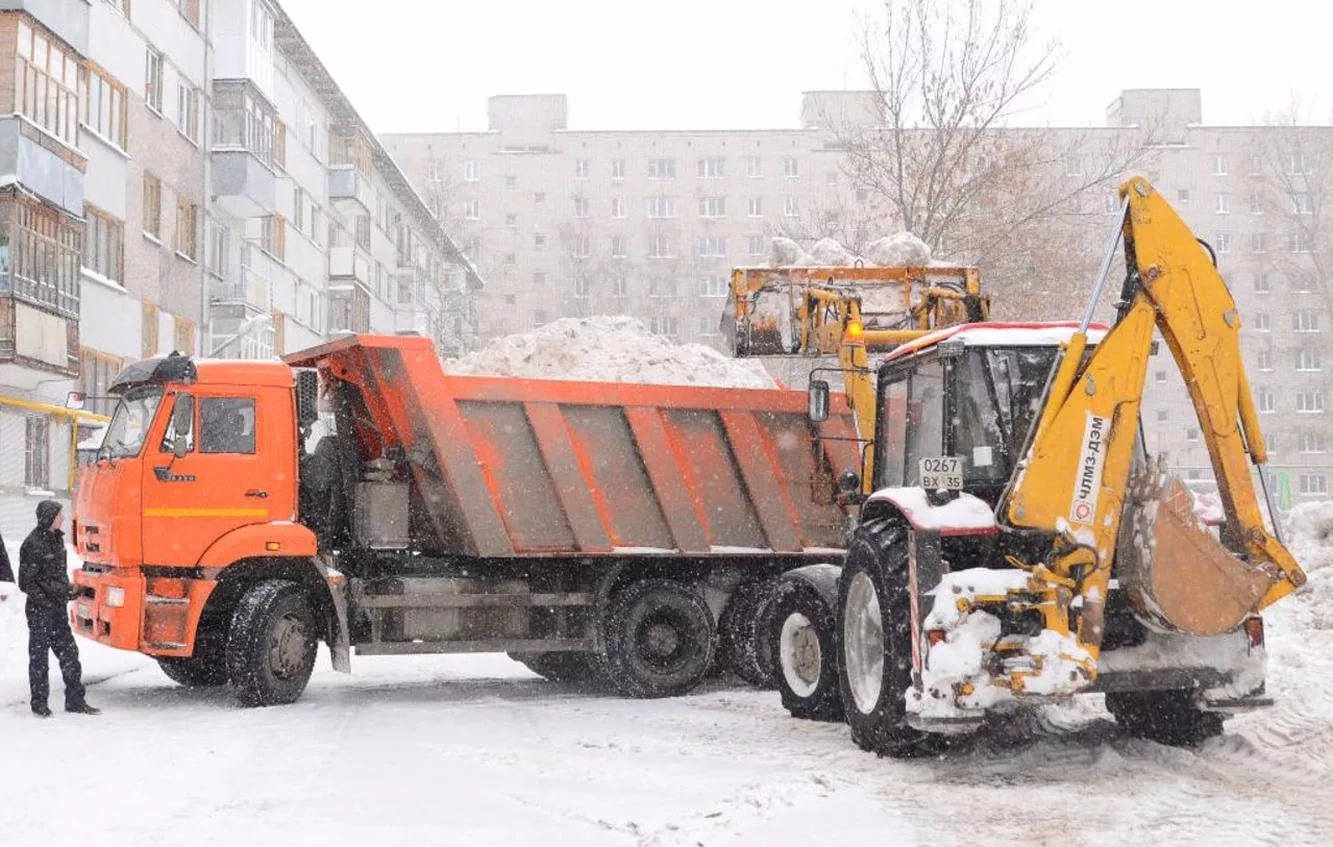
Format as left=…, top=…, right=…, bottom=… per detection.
left=71, top=568, right=216, bottom=658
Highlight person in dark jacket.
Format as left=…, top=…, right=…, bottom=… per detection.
left=0, top=526, right=14, bottom=589
left=19, top=500, right=98, bottom=718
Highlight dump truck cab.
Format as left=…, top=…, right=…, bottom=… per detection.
left=71, top=354, right=319, bottom=660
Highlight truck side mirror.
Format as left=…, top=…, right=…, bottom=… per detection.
left=65, top=391, right=85, bottom=411
left=172, top=435, right=190, bottom=459
left=808, top=379, right=830, bottom=422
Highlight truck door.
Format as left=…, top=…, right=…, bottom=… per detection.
left=140, top=387, right=291, bottom=567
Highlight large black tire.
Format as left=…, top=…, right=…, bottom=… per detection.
left=601, top=579, right=715, bottom=698
left=510, top=652, right=605, bottom=688
left=768, top=580, right=842, bottom=720
left=225, top=581, right=318, bottom=707
left=1106, top=690, right=1224, bottom=746
left=837, top=518, right=932, bottom=757
left=718, top=577, right=779, bottom=689
left=157, top=652, right=227, bottom=687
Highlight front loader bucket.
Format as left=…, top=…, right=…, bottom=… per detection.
left=1116, top=472, right=1273, bottom=636
left=733, top=287, right=796, bottom=356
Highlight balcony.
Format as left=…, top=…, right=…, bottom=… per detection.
left=0, top=117, right=85, bottom=216
left=329, top=167, right=372, bottom=216
left=329, top=246, right=372, bottom=288
left=211, top=150, right=276, bottom=219
left=0, top=1, right=90, bottom=55
left=209, top=266, right=271, bottom=313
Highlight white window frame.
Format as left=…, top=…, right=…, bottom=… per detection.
left=1216, top=193, right=1230, bottom=214
left=748, top=198, right=762, bottom=217
left=783, top=157, right=799, bottom=179
left=1212, top=154, right=1228, bottom=176
left=746, top=156, right=762, bottom=178
left=464, top=160, right=480, bottom=182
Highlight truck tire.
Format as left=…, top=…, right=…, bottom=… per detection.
left=768, top=581, right=842, bottom=720
left=157, top=652, right=227, bottom=687
left=718, top=577, right=779, bottom=689
left=225, top=581, right=318, bottom=707
left=510, top=652, right=605, bottom=688
left=601, top=579, right=715, bottom=698
left=837, top=518, right=932, bottom=757
left=1106, top=690, right=1225, bottom=746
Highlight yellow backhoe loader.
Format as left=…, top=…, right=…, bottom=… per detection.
left=736, top=178, right=1307, bottom=752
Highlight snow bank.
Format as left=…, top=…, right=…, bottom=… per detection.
left=766, top=232, right=934, bottom=269
left=1283, top=500, right=1333, bottom=630
left=445, top=315, right=777, bottom=389
left=864, top=232, right=932, bottom=267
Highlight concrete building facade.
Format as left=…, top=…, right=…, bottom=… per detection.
left=385, top=89, right=1332, bottom=509
left=0, top=0, right=479, bottom=534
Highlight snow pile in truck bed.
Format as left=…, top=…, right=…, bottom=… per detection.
left=768, top=232, right=935, bottom=268
left=445, top=315, right=777, bottom=388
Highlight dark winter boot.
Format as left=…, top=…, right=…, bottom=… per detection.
left=65, top=702, right=100, bottom=715
left=32, top=703, right=52, bottom=718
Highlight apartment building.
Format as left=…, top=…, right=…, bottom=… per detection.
left=385, top=88, right=1332, bottom=507
left=0, top=0, right=479, bottom=531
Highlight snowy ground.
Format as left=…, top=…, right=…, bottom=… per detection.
left=3, top=511, right=1331, bottom=846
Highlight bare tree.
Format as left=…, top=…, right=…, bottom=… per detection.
left=829, top=0, right=1158, bottom=318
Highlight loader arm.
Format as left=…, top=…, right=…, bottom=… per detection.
left=1003, top=177, right=1306, bottom=665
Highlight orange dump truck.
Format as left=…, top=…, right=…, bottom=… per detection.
left=70, top=334, right=857, bottom=705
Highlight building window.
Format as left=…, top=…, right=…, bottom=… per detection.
left=1216, top=194, right=1230, bottom=214
left=697, top=236, right=727, bottom=257
left=354, top=215, right=370, bottom=249
left=1294, top=310, right=1319, bottom=332
left=611, top=236, right=626, bottom=258
left=207, top=218, right=230, bottom=279
left=1257, top=388, right=1275, bottom=413
left=83, top=206, right=123, bottom=283
left=1291, top=193, right=1313, bottom=215
left=611, top=159, right=625, bottom=180
left=24, top=416, right=49, bottom=489
left=698, top=157, right=725, bottom=178
left=1215, top=232, right=1231, bottom=253
left=783, top=157, right=800, bottom=178
left=1177, top=189, right=1190, bottom=204
left=464, top=200, right=480, bottom=220
left=261, top=214, right=286, bottom=261
left=174, top=316, right=195, bottom=354
left=16, top=21, right=80, bottom=146
left=699, top=197, right=726, bottom=218
left=1186, top=428, right=1199, bottom=442
left=213, top=81, right=280, bottom=167
left=177, top=83, right=201, bottom=144
left=504, top=213, right=517, bottom=228
left=1154, top=369, right=1167, bottom=384
left=648, top=158, right=676, bottom=179
left=143, top=173, right=162, bottom=239
left=574, top=277, right=589, bottom=299
left=646, top=196, right=676, bottom=218
left=748, top=198, right=763, bottom=217
left=533, top=272, right=546, bottom=286
left=747, top=235, right=765, bottom=256
left=503, top=175, right=516, bottom=190
left=534, top=232, right=546, bottom=248
left=142, top=301, right=160, bottom=358
left=573, top=234, right=591, bottom=258
left=533, top=192, right=546, bottom=205
left=144, top=45, right=164, bottom=114
left=1251, top=232, right=1267, bottom=253
left=611, top=197, right=625, bottom=218
left=699, top=276, right=728, bottom=298
left=825, top=172, right=838, bottom=187
left=1247, top=153, right=1263, bottom=175
left=1288, top=151, right=1310, bottom=175
left=464, top=160, right=480, bottom=182
left=1212, top=154, right=1228, bottom=176
left=1293, top=274, right=1316, bottom=293
left=575, top=159, right=590, bottom=178
left=1254, top=273, right=1270, bottom=293
left=175, top=199, right=198, bottom=260
left=1300, top=432, right=1327, bottom=453
left=648, top=236, right=675, bottom=258
left=1254, top=311, right=1270, bottom=331
left=697, top=315, right=720, bottom=338
left=1300, top=474, right=1328, bottom=496
left=1289, top=230, right=1314, bottom=253
left=1256, top=348, right=1272, bottom=371
left=649, top=316, right=679, bottom=338
left=650, top=278, right=677, bottom=298
left=1156, top=409, right=1168, bottom=422
left=1065, top=155, right=1082, bottom=177
left=1249, top=193, right=1264, bottom=214
left=1297, top=349, right=1321, bottom=371
left=784, top=197, right=799, bottom=217
left=574, top=197, right=589, bottom=218
left=746, top=156, right=762, bottom=178
left=81, top=64, right=127, bottom=149
left=1266, top=434, right=1277, bottom=456
left=1296, top=391, right=1323, bottom=413
left=612, top=278, right=628, bottom=297
left=78, top=348, right=123, bottom=416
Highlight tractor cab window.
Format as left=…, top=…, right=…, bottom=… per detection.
left=200, top=397, right=257, bottom=454
left=903, top=359, right=945, bottom=486
left=102, top=386, right=163, bottom=459
left=877, top=376, right=909, bottom=487
left=955, top=348, right=1060, bottom=482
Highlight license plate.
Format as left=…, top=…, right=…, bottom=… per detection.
left=918, top=457, right=963, bottom=491
left=76, top=602, right=92, bottom=620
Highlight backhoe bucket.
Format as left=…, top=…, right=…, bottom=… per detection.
left=1116, top=471, right=1272, bottom=636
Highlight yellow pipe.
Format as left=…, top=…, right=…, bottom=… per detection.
left=0, top=394, right=111, bottom=423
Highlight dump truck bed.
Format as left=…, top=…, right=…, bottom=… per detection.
left=287, top=335, right=858, bottom=559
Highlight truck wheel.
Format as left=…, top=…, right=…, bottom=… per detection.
left=719, top=578, right=779, bottom=688
left=1106, top=690, right=1224, bottom=746
left=837, top=518, right=931, bottom=757
left=510, top=652, right=605, bottom=688
left=768, top=581, right=842, bottom=720
left=157, top=650, right=227, bottom=688
left=225, top=581, right=318, bottom=707
left=602, top=579, right=715, bottom=698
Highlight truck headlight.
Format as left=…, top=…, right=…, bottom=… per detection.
left=105, top=587, right=125, bottom=608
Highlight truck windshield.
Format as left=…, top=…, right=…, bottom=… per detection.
left=954, top=348, right=1059, bottom=482
left=101, top=386, right=164, bottom=459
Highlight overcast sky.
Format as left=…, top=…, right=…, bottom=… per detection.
left=281, top=0, right=1330, bottom=133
